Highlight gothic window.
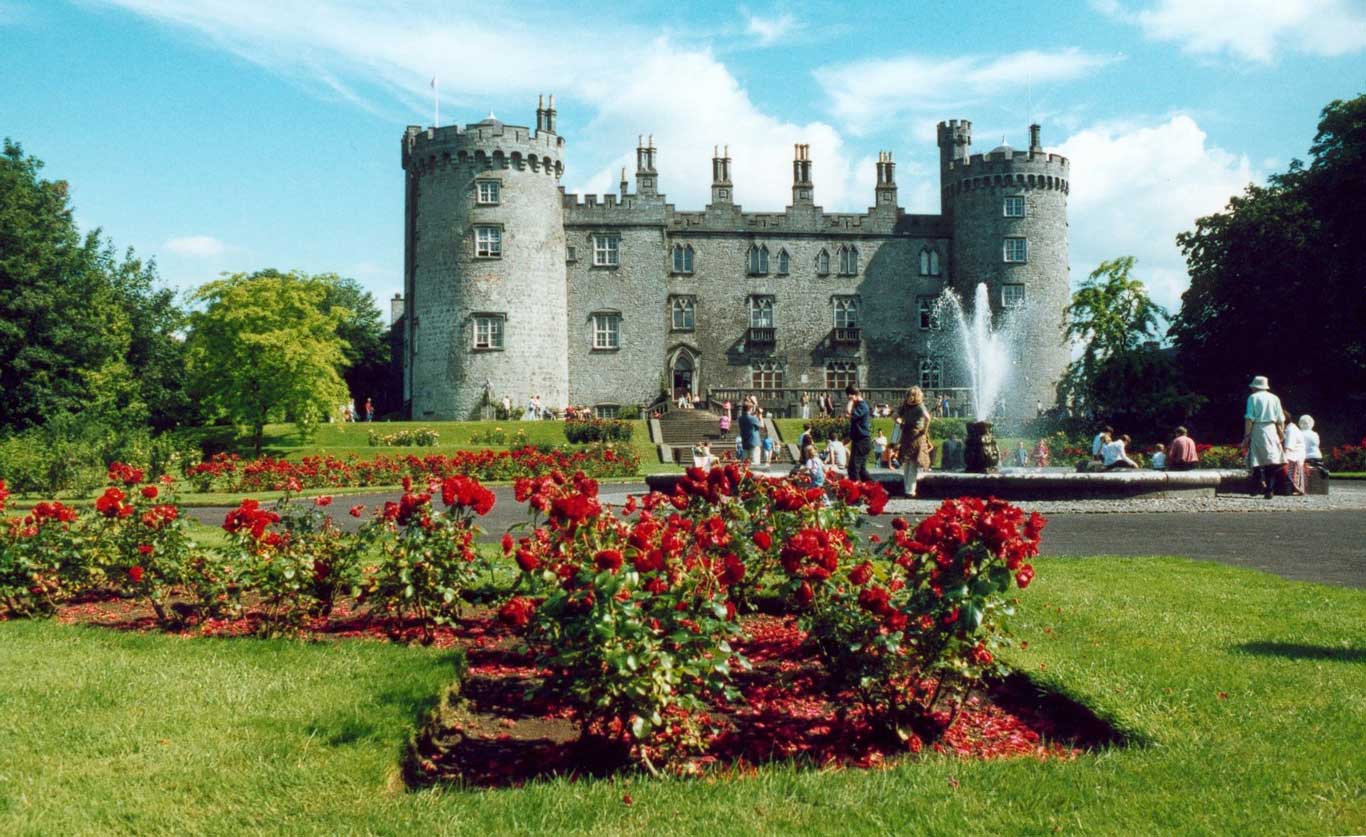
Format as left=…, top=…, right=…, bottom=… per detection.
left=475, top=180, right=500, bottom=205
left=833, top=296, right=858, bottom=329
left=474, top=225, right=501, bottom=258
left=825, top=361, right=858, bottom=390
left=747, top=244, right=770, bottom=275
left=472, top=314, right=505, bottom=350
left=749, top=296, right=774, bottom=328
left=751, top=361, right=784, bottom=390
left=670, top=296, right=695, bottom=331
left=1003, top=195, right=1025, bottom=217
left=1002, top=284, right=1026, bottom=308
left=671, top=243, right=694, bottom=274
left=776, top=248, right=790, bottom=275
left=919, top=247, right=941, bottom=276
left=837, top=244, right=860, bottom=276
left=1003, top=237, right=1028, bottom=263
left=592, top=234, right=620, bottom=267
left=591, top=312, right=621, bottom=350
left=917, top=296, right=941, bottom=331
left=919, top=357, right=943, bottom=389
left=594, top=404, right=620, bottom=419
left=815, top=248, right=830, bottom=276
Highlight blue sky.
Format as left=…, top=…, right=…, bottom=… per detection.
left=3, top=0, right=1364, bottom=314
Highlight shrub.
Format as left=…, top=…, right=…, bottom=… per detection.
left=368, top=428, right=441, bottom=447
left=564, top=419, right=633, bottom=444
left=0, top=490, right=82, bottom=618
left=1326, top=438, right=1366, bottom=472
left=468, top=426, right=530, bottom=447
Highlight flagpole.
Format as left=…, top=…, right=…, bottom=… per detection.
left=432, top=75, right=440, bottom=128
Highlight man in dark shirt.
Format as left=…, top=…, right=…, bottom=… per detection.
left=846, top=386, right=871, bottom=482
left=739, top=402, right=762, bottom=467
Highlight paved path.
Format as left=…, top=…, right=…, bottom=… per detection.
left=186, top=481, right=1366, bottom=590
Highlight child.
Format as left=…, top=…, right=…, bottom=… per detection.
left=873, top=429, right=888, bottom=469
left=1151, top=443, right=1167, bottom=470
left=760, top=431, right=774, bottom=467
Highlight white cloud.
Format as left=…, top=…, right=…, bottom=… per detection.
left=163, top=234, right=230, bottom=258
left=816, top=48, right=1120, bottom=135
left=1056, top=114, right=1258, bottom=311
left=1097, top=0, right=1366, bottom=62
left=743, top=11, right=798, bottom=47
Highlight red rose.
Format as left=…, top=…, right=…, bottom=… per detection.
left=1015, top=564, right=1034, bottom=589
left=137, top=544, right=154, bottom=556
left=315, top=495, right=333, bottom=507
left=891, top=517, right=909, bottom=531
left=795, top=581, right=814, bottom=606
left=128, top=565, right=145, bottom=583
left=848, top=561, right=873, bottom=586
left=594, top=549, right=623, bottom=572
left=95, top=487, right=126, bottom=517
left=885, top=610, right=908, bottom=632
left=498, top=597, right=537, bottom=628
left=752, top=530, right=772, bottom=550
left=349, top=504, right=365, bottom=518
left=501, top=532, right=515, bottom=554
left=970, top=642, right=993, bottom=666
left=515, top=549, right=540, bottom=573
left=140, top=485, right=158, bottom=499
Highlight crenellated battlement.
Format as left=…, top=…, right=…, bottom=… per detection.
left=402, top=119, right=565, bottom=178
left=949, top=150, right=1069, bottom=173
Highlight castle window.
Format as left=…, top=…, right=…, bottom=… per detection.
left=592, top=234, right=620, bottom=267
left=815, top=248, right=830, bottom=276
left=566, top=245, right=577, bottom=262
left=837, top=245, right=860, bottom=276
left=751, top=361, right=784, bottom=390
left=474, top=225, right=501, bottom=258
left=671, top=243, right=694, bottom=274
left=1002, top=284, right=1026, bottom=308
left=919, top=248, right=941, bottom=276
left=594, top=404, right=620, bottom=419
left=777, top=249, right=790, bottom=274
left=1004, top=237, right=1028, bottom=263
left=747, top=244, right=770, bottom=275
left=1003, top=195, right=1025, bottom=217
left=825, top=361, right=858, bottom=390
left=749, top=296, right=775, bottom=328
left=670, top=296, right=695, bottom=331
left=917, top=295, right=941, bottom=331
left=476, top=180, right=500, bottom=205
left=591, top=312, right=621, bottom=350
left=919, top=357, right=943, bottom=389
left=472, top=314, right=505, bottom=351
left=833, top=296, right=858, bottom=329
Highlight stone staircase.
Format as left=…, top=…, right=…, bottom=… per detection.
left=653, top=409, right=792, bottom=465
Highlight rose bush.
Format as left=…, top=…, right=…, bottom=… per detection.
left=0, top=492, right=83, bottom=618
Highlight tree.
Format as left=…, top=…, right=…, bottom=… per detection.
left=1172, top=94, right=1366, bottom=441
left=0, top=139, right=188, bottom=432
left=185, top=271, right=350, bottom=454
left=1058, top=256, right=1168, bottom=415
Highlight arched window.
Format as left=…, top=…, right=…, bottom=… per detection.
left=671, top=243, right=694, bottom=274
left=747, top=244, right=769, bottom=275
left=837, top=244, right=859, bottom=276
left=919, top=357, right=943, bottom=388
left=751, top=361, right=784, bottom=390
left=833, top=296, right=858, bottom=328
left=670, top=296, right=695, bottom=331
left=815, top=248, right=830, bottom=276
left=749, top=296, right=774, bottom=328
left=919, top=248, right=941, bottom=277
left=776, top=248, right=790, bottom=275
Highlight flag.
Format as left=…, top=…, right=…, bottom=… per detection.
left=430, top=76, right=437, bottom=89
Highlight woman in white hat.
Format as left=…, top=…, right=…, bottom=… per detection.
left=1242, top=375, right=1285, bottom=499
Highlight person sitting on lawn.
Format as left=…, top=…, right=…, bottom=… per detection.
left=824, top=437, right=848, bottom=477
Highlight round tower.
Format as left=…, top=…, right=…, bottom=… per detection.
left=401, top=99, right=568, bottom=419
left=938, top=121, right=1071, bottom=419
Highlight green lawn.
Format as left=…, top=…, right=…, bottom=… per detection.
left=2, top=557, right=1362, bottom=833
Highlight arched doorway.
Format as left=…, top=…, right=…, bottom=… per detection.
left=669, top=347, right=699, bottom=403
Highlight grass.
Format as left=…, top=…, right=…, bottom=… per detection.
left=2, top=557, right=1363, bottom=833
left=1333, top=471, right=1365, bottom=480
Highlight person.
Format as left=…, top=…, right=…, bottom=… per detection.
left=1151, top=443, right=1167, bottom=470
left=693, top=440, right=714, bottom=470
left=735, top=433, right=744, bottom=460
left=1169, top=427, right=1199, bottom=471
left=1299, top=415, right=1326, bottom=476
left=739, top=401, right=762, bottom=467
left=1091, top=425, right=1113, bottom=460
left=760, top=430, right=775, bottom=467
left=940, top=432, right=965, bottom=471
left=800, top=392, right=811, bottom=419
left=845, top=385, right=872, bottom=482
left=824, top=437, right=848, bottom=477
left=798, top=423, right=815, bottom=453
left=1101, top=434, right=1138, bottom=469
left=1014, top=441, right=1029, bottom=467
left=941, top=393, right=952, bottom=418
left=801, top=444, right=829, bottom=504
left=524, top=395, right=537, bottom=420
left=1283, top=414, right=1306, bottom=495
left=895, top=386, right=933, bottom=497
left=342, top=402, right=354, bottom=422
left=1032, top=438, right=1050, bottom=468
left=873, top=429, right=888, bottom=470
left=364, top=397, right=374, bottom=422
left=718, top=410, right=731, bottom=434
left=1243, top=375, right=1285, bottom=499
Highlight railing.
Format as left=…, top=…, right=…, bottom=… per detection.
left=831, top=326, right=861, bottom=346
left=746, top=326, right=776, bottom=345
left=707, top=387, right=975, bottom=419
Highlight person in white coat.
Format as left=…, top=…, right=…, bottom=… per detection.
left=1283, top=415, right=1307, bottom=495
left=1299, top=415, right=1326, bottom=476
left=1242, top=375, right=1285, bottom=499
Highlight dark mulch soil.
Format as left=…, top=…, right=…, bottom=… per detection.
left=44, top=597, right=1122, bottom=786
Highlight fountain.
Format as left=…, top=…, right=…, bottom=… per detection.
left=938, top=283, right=1016, bottom=473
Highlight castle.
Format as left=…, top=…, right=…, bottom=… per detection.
left=399, top=97, right=1071, bottom=420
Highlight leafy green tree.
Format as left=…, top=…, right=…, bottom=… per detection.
left=186, top=271, right=350, bottom=454
left=0, top=139, right=188, bottom=432
left=1172, top=94, right=1366, bottom=441
left=1059, top=256, right=1168, bottom=415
